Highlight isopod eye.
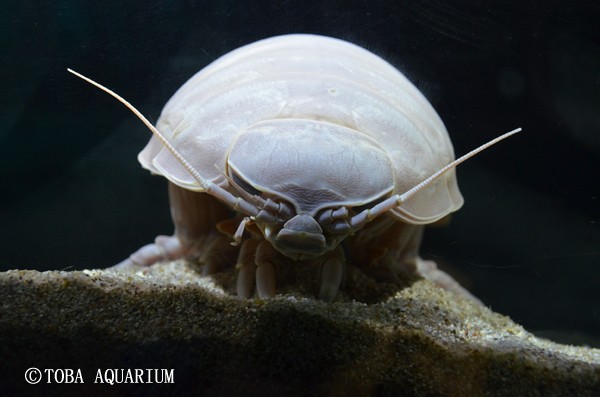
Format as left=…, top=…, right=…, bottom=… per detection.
left=351, top=193, right=391, bottom=214
left=229, top=170, right=262, bottom=197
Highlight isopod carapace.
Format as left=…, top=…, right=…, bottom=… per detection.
left=69, top=34, right=520, bottom=301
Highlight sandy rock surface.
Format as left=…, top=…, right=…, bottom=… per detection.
left=0, top=261, right=598, bottom=396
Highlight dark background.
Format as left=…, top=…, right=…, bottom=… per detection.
left=1, top=1, right=598, bottom=346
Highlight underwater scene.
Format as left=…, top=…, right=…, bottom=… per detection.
left=0, top=1, right=598, bottom=395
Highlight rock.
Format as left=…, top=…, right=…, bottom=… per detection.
left=0, top=262, right=598, bottom=396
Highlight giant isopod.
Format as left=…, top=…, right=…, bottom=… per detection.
left=69, top=34, right=520, bottom=301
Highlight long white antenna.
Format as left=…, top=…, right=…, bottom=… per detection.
left=67, top=68, right=261, bottom=217
left=399, top=127, right=522, bottom=203
left=67, top=68, right=209, bottom=190
left=349, top=127, right=522, bottom=228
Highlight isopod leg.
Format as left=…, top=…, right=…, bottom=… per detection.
left=348, top=217, right=423, bottom=282
left=168, top=183, right=232, bottom=252
left=415, top=258, right=483, bottom=305
left=349, top=217, right=482, bottom=304
left=113, top=234, right=185, bottom=269
left=319, top=246, right=345, bottom=302
left=169, top=182, right=238, bottom=273
left=197, top=233, right=239, bottom=275
left=236, top=239, right=260, bottom=299
left=113, top=182, right=235, bottom=271
left=255, top=241, right=277, bottom=299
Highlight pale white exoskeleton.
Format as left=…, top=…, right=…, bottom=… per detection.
left=69, top=34, right=520, bottom=301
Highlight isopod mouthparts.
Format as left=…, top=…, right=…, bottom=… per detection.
left=275, top=214, right=327, bottom=255
left=69, top=34, right=521, bottom=301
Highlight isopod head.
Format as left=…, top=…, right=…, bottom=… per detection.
left=226, top=118, right=395, bottom=259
